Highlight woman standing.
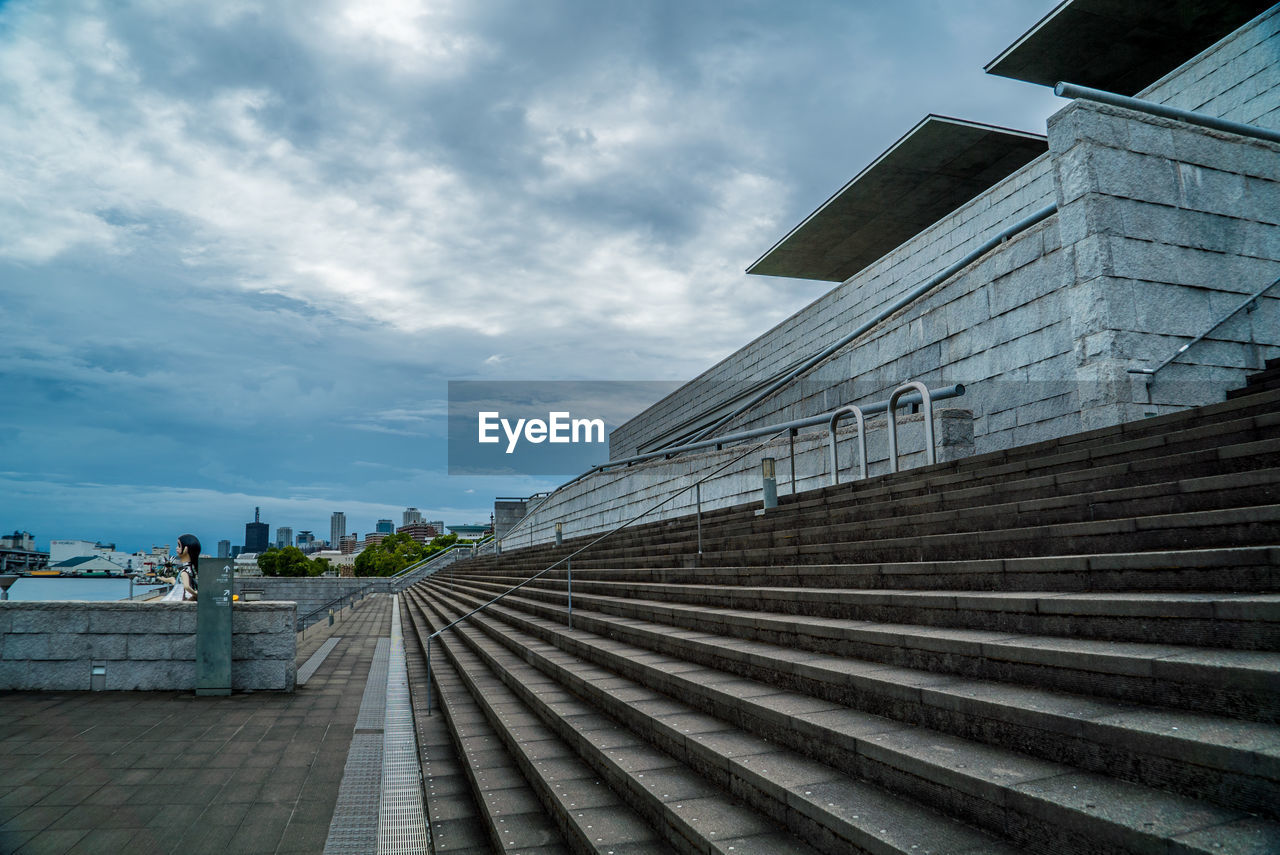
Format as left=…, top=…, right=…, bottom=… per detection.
left=159, top=534, right=200, bottom=602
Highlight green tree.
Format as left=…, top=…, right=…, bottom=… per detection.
left=258, top=546, right=329, bottom=577
left=354, top=532, right=428, bottom=577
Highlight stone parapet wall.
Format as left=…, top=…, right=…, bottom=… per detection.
left=0, top=601, right=296, bottom=692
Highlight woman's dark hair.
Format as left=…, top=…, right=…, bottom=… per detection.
left=177, top=533, right=201, bottom=572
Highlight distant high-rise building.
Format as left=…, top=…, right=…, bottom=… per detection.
left=376, top=519, right=394, bottom=534
left=330, top=512, right=346, bottom=549
left=426, top=521, right=445, bottom=539
left=275, top=526, right=293, bottom=549
left=231, top=545, right=243, bottom=558
left=365, top=532, right=387, bottom=548
left=217, top=540, right=231, bottom=558
left=244, top=506, right=269, bottom=554
left=397, top=522, right=439, bottom=545
left=339, top=534, right=359, bottom=555
left=296, top=530, right=317, bottom=553
left=403, top=507, right=423, bottom=527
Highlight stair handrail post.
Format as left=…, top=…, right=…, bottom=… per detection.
left=827, top=404, right=868, bottom=486
left=887, top=381, right=936, bottom=474
left=425, top=636, right=433, bottom=717
left=695, top=482, right=703, bottom=557
left=566, top=557, right=573, bottom=630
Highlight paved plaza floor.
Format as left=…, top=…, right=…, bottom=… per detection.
left=0, top=596, right=392, bottom=855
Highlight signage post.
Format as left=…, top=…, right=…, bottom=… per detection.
left=196, top=557, right=234, bottom=696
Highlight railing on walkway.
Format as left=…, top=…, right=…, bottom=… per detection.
left=1128, top=274, right=1279, bottom=382
left=388, top=536, right=494, bottom=592
left=497, top=382, right=966, bottom=546
left=420, top=379, right=965, bottom=715
left=297, top=582, right=374, bottom=632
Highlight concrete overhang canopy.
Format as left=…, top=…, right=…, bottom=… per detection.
left=985, top=0, right=1276, bottom=94
left=747, top=116, right=1046, bottom=283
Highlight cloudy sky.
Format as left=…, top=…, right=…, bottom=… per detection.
left=0, top=0, right=1062, bottom=553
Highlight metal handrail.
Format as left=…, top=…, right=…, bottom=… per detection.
left=827, top=405, right=867, bottom=485
left=1054, top=82, right=1280, bottom=146
left=297, top=582, right=373, bottom=631
left=496, top=384, right=965, bottom=546
left=390, top=536, right=494, bottom=582
left=1129, top=275, right=1280, bottom=379
left=887, top=381, right=936, bottom=472
left=422, top=427, right=790, bottom=715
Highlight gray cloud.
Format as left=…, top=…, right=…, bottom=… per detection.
left=0, top=0, right=1060, bottom=549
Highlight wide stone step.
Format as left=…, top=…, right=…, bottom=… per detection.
left=399, top=599, right=495, bottom=854
left=477, top=429, right=1280, bottom=572
left=800, top=415, right=1280, bottom=519
left=1230, top=374, right=1280, bottom=399
left=638, top=469, right=1280, bottom=559
left=405, top=588, right=677, bottom=854
left=452, top=546, right=1280, bottom=594
left=468, top=406, right=1280, bottom=573
left=416, top=585, right=1027, bottom=855
left=410, top=588, right=826, bottom=855
left=450, top=577, right=1280, bottom=723
left=417, top=582, right=1280, bottom=855
left=466, top=571, right=1280, bottom=649
left=422, top=580, right=1280, bottom=821
left=399, top=593, right=572, bottom=853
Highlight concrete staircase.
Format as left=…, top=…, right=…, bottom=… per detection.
left=401, top=383, right=1280, bottom=854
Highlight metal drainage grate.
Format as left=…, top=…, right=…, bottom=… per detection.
left=324, top=636, right=391, bottom=855
left=379, top=596, right=429, bottom=854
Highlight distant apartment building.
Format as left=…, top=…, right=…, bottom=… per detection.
left=330, top=512, right=346, bottom=548
left=403, top=507, right=423, bottom=527
left=275, top=526, right=293, bottom=549
left=396, top=522, right=439, bottom=544
left=338, top=533, right=360, bottom=554
left=244, top=507, right=269, bottom=554
left=364, top=532, right=387, bottom=548
left=375, top=519, right=394, bottom=534
left=217, top=540, right=231, bottom=558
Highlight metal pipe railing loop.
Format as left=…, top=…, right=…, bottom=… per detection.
left=887, top=381, right=935, bottom=474
left=827, top=405, right=867, bottom=486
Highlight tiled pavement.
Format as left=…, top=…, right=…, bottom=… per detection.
left=0, top=595, right=392, bottom=855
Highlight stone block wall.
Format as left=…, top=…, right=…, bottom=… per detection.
left=1142, top=6, right=1280, bottom=127
left=0, top=601, right=296, bottom=692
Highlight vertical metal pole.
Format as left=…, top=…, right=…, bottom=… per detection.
left=761, top=457, right=778, bottom=510
left=567, top=558, right=573, bottom=630
left=555, top=522, right=563, bottom=547
left=425, top=637, right=433, bottom=716
left=696, top=483, right=703, bottom=557
left=789, top=429, right=797, bottom=494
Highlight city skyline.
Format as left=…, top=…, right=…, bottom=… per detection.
left=4, top=503, right=481, bottom=555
